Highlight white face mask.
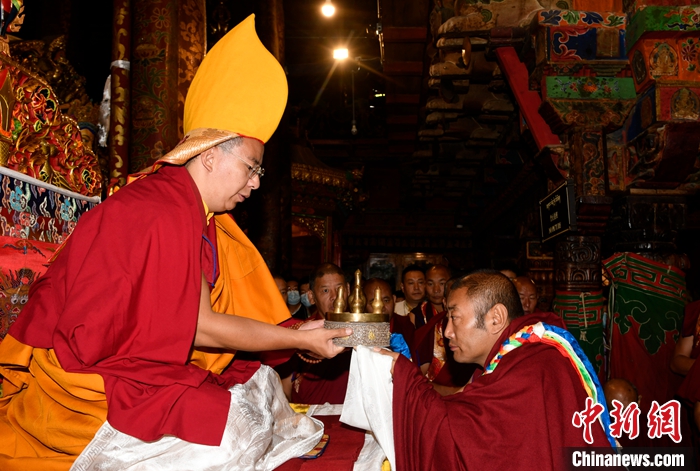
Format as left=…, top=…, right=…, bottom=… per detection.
left=287, top=289, right=300, bottom=305
left=300, top=292, right=313, bottom=308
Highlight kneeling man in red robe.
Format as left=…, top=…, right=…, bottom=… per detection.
left=381, top=270, right=617, bottom=471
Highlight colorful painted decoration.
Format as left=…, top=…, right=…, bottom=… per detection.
left=670, top=88, right=700, bottom=120
left=547, top=76, right=636, bottom=100
left=0, top=62, right=102, bottom=197
left=605, top=252, right=688, bottom=356
left=649, top=42, right=678, bottom=77
left=627, top=6, right=700, bottom=53
left=0, top=169, right=97, bottom=338
left=552, top=290, right=606, bottom=377
left=632, top=49, right=647, bottom=83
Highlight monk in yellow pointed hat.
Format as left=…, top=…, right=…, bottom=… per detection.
left=0, top=15, right=350, bottom=470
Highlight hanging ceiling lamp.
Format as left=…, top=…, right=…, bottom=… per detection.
left=333, top=48, right=348, bottom=60
left=321, top=0, right=335, bottom=17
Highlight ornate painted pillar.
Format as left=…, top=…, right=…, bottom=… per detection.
left=551, top=235, right=607, bottom=378
left=532, top=6, right=634, bottom=197
left=109, top=0, right=131, bottom=187
left=130, top=0, right=180, bottom=172
left=532, top=8, right=635, bottom=379
left=553, top=235, right=603, bottom=291
left=177, top=0, right=206, bottom=139
left=534, top=2, right=700, bottom=414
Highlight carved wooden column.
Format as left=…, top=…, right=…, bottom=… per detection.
left=570, top=129, right=606, bottom=197
left=530, top=8, right=635, bottom=379
left=177, top=0, right=206, bottom=139
left=130, top=0, right=180, bottom=172
left=551, top=235, right=607, bottom=377
left=537, top=72, right=632, bottom=379
left=554, top=236, right=602, bottom=292
left=109, top=0, right=131, bottom=187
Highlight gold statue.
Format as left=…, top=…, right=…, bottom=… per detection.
left=348, top=269, right=367, bottom=314
left=332, top=285, right=346, bottom=314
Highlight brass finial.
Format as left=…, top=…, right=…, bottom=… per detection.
left=371, top=286, right=383, bottom=314
left=348, top=269, right=367, bottom=314
left=325, top=275, right=390, bottom=323
left=332, top=285, right=346, bottom=314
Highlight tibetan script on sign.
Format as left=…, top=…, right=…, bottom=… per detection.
left=539, top=180, right=576, bottom=242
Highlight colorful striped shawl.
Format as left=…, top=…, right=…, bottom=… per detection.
left=483, top=321, right=617, bottom=449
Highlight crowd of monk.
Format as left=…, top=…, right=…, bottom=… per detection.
left=266, top=263, right=700, bottom=469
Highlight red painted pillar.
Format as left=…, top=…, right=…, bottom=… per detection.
left=177, top=0, right=206, bottom=139
left=130, top=0, right=180, bottom=172
left=109, top=0, right=131, bottom=187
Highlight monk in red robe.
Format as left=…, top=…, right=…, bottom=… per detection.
left=513, top=275, right=541, bottom=315
left=411, top=275, right=477, bottom=395
left=364, top=277, right=396, bottom=317
left=391, top=265, right=426, bottom=348
left=278, top=263, right=352, bottom=405
left=0, top=16, right=349, bottom=470
left=379, top=271, right=616, bottom=470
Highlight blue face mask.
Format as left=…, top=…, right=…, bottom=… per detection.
left=287, top=290, right=300, bottom=305
left=300, top=292, right=313, bottom=308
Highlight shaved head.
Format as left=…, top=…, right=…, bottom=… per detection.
left=603, top=378, right=639, bottom=411
left=449, top=270, right=523, bottom=328
left=512, top=276, right=538, bottom=315
left=425, top=264, right=451, bottom=308
left=364, top=278, right=395, bottom=315
left=444, top=271, right=521, bottom=365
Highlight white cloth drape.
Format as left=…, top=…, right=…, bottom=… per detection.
left=71, top=365, right=323, bottom=471
left=340, top=346, right=396, bottom=471
left=352, top=432, right=388, bottom=471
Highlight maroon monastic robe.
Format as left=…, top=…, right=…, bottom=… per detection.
left=289, top=350, right=351, bottom=405
left=8, top=165, right=247, bottom=446
left=272, top=313, right=351, bottom=405
left=393, top=312, right=613, bottom=471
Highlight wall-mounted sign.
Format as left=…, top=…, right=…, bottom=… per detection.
left=539, top=180, right=576, bottom=242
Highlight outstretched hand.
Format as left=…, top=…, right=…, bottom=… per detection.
left=300, top=320, right=352, bottom=359
left=297, top=319, right=324, bottom=331
left=374, top=347, right=400, bottom=375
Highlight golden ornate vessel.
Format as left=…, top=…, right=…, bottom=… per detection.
left=324, top=269, right=391, bottom=347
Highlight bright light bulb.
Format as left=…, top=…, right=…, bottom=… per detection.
left=333, top=48, right=348, bottom=60
left=321, top=1, right=335, bottom=17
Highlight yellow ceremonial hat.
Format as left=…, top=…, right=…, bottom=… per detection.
left=184, top=14, right=288, bottom=142
left=125, top=15, right=287, bottom=180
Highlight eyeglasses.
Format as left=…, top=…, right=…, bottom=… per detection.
left=233, top=154, right=265, bottom=180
